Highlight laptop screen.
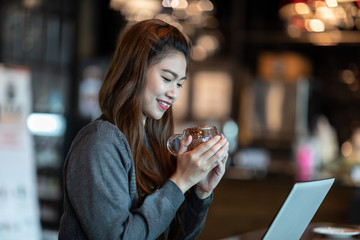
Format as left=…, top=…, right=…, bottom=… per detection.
left=262, top=178, right=335, bottom=240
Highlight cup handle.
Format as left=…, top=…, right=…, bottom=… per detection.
left=167, top=134, right=182, bottom=156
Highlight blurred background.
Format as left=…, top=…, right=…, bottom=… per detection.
left=1, top=0, right=360, bottom=239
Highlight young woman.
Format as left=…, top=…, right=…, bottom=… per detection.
left=59, top=19, right=229, bottom=240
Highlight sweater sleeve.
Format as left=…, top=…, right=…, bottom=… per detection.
left=180, top=190, right=213, bottom=240
left=64, top=127, right=185, bottom=240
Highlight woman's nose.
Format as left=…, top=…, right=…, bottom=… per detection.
left=166, top=84, right=179, bottom=100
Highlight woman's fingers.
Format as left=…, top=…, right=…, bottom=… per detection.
left=191, top=135, right=223, bottom=156
left=222, top=153, right=228, bottom=164
left=200, top=135, right=228, bottom=161
left=209, top=141, right=229, bottom=169
left=177, top=135, right=193, bottom=154
left=179, top=134, right=229, bottom=172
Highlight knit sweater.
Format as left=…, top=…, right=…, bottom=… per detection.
left=58, top=118, right=213, bottom=240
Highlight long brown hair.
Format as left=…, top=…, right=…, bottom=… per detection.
left=98, top=19, right=191, bottom=239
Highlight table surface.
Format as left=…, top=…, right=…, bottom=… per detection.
left=222, top=222, right=360, bottom=240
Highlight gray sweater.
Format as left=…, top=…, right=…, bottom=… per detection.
left=58, top=118, right=213, bottom=240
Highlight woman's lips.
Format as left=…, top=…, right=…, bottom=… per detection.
left=157, top=100, right=171, bottom=111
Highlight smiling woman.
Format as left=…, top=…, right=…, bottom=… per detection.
left=58, top=19, right=229, bottom=240
left=142, top=52, right=187, bottom=120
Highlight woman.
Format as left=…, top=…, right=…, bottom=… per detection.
left=59, top=19, right=229, bottom=240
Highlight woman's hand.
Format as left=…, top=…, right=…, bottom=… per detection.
left=170, top=134, right=229, bottom=196
left=194, top=148, right=228, bottom=199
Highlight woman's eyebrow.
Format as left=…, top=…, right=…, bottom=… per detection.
left=162, top=69, right=186, bottom=80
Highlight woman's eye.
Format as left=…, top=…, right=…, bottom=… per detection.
left=177, top=83, right=183, bottom=88
left=162, top=77, right=171, bottom=82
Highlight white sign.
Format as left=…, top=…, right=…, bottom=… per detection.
left=0, top=65, right=41, bottom=240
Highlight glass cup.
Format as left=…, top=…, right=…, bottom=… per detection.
left=167, top=125, right=219, bottom=156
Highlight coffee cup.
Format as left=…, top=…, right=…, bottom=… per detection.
left=167, top=125, right=219, bottom=156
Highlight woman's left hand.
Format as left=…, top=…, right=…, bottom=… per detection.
left=194, top=135, right=229, bottom=199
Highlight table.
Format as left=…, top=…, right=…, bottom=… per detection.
left=222, top=222, right=360, bottom=240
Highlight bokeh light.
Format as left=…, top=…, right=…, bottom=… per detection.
left=110, top=0, right=221, bottom=62
left=279, top=0, right=360, bottom=45
left=341, top=141, right=352, bottom=157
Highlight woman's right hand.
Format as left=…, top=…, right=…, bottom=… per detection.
left=169, top=134, right=228, bottom=194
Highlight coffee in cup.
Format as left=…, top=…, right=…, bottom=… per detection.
left=167, top=125, right=219, bottom=156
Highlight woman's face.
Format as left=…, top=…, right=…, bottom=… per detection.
left=142, top=51, right=187, bottom=122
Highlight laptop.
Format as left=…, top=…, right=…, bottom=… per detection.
left=262, top=178, right=335, bottom=240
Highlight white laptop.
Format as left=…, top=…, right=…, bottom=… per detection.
left=262, top=178, right=335, bottom=240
